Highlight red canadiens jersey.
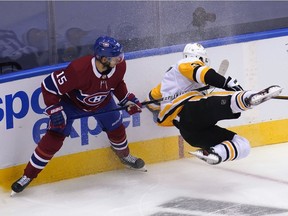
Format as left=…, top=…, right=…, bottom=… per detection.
left=41, top=55, right=128, bottom=111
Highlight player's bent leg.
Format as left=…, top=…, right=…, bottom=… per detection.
left=212, top=134, right=250, bottom=162
left=190, top=134, right=250, bottom=165
left=11, top=130, right=65, bottom=195
left=107, top=124, right=145, bottom=170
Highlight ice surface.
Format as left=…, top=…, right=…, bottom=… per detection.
left=1, top=143, right=288, bottom=216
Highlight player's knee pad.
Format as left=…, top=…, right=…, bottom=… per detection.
left=213, top=134, right=250, bottom=162
left=106, top=124, right=126, bottom=144
left=37, top=130, right=66, bottom=155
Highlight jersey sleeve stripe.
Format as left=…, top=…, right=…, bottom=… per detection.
left=42, top=73, right=62, bottom=96
left=195, top=66, right=209, bottom=84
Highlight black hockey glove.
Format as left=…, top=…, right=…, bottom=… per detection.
left=223, top=76, right=243, bottom=91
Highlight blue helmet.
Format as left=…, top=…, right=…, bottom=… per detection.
left=94, top=36, right=123, bottom=58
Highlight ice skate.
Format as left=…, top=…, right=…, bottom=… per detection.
left=11, top=175, right=32, bottom=196
left=189, top=148, right=222, bottom=165
left=120, top=154, right=147, bottom=172
left=245, top=85, right=282, bottom=106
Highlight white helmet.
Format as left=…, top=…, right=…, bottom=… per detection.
left=183, top=43, right=210, bottom=65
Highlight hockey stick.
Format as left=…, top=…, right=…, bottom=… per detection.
left=74, top=59, right=230, bottom=119
left=72, top=91, right=187, bottom=119
left=217, top=59, right=229, bottom=76
left=272, top=95, right=288, bottom=100
left=73, top=91, right=191, bottom=119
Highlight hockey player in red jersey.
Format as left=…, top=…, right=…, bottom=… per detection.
left=11, top=36, right=145, bottom=195
left=146, top=43, right=282, bottom=165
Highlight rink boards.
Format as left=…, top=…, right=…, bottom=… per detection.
left=1, top=29, right=288, bottom=191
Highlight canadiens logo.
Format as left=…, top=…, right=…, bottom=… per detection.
left=83, top=91, right=109, bottom=106
left=101, top=42, right=110, bottom=47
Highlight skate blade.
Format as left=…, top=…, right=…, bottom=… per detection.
left=188, top=151, right=219, bottom=163
left=10, top=190, right=17, bottom=197
left=265, top=86, right=283, bottom=100
left=125, top=165, right=147, bottom=172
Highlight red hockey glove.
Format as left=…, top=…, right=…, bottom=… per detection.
left=119, top=93, right=142, bottom=115
left=223, top=76, right=243, bottom=91
left=44, top=105, right=67, bottom=129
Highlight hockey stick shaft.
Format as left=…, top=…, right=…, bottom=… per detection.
left=73, top=98, right=165, bottom=119
left=73, top=93, right=178, bottom=119
left=272, top=95, right=288, bottom=100
left=73, top=90, right=195, bottom=119
left=76, top=94, right=287, bottom=119
left=217, top=59, right=229, bottom=76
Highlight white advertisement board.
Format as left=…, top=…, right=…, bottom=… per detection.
left=0, top=35, right=288, bottom=169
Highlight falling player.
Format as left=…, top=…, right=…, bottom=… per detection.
left=146, top=43, right=282, bottom=165
left=11, top=36, right=145, bottom=195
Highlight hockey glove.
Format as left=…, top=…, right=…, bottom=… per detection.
left=223, top=76, right=243, bottom=91
left=119, top=93, right=142, bottom=115
left=145, top=92, right=160, bottom=123
left=44, top=105, right=67, bottom=129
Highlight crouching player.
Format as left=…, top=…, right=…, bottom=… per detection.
left=11, top=36, right=145, bottom=195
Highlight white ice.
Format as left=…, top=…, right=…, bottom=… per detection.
left=1, top=143, right=288, bottom=216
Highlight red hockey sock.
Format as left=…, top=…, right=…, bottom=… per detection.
left=106, top=124, right=129, bottom=158
left=24, top=130, right=65, bottom=178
